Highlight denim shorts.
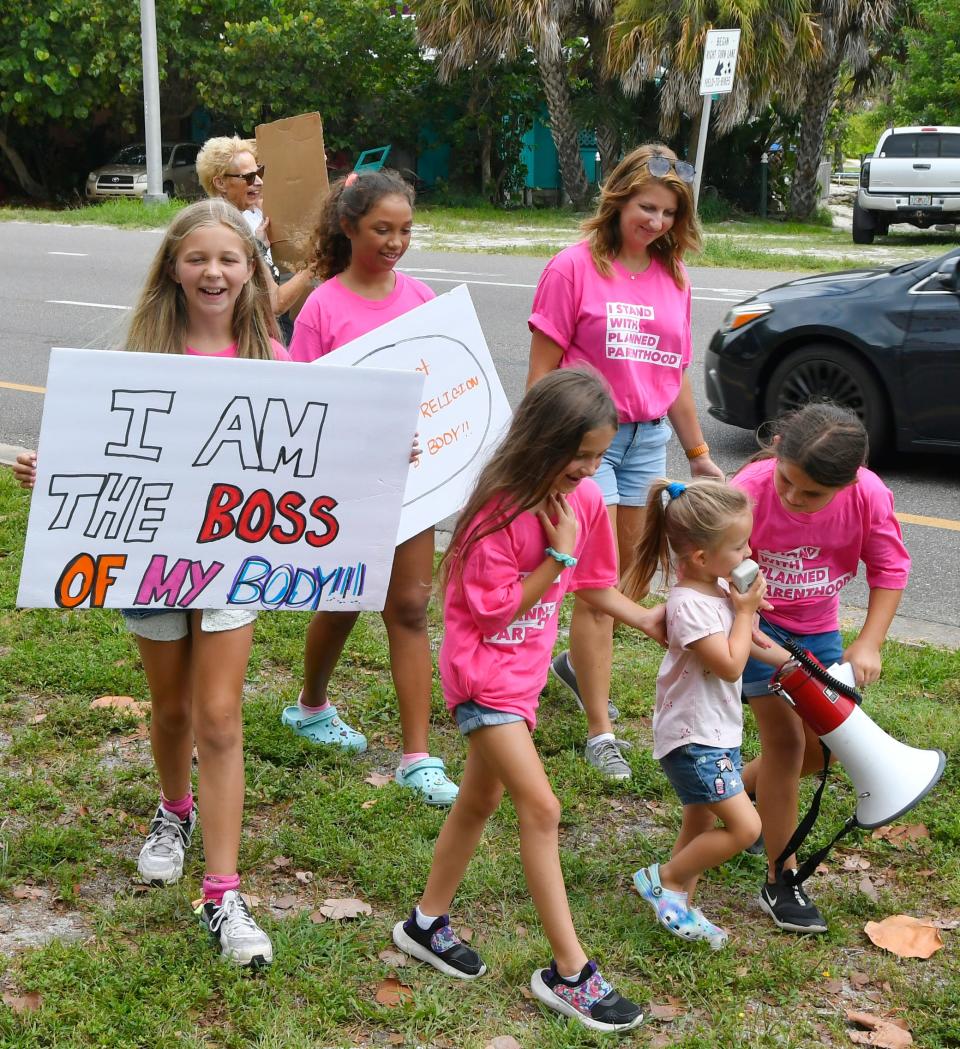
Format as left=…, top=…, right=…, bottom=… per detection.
left=453, top=700, right=526, bottom=737
left=742, top=621, right=843, bottom=699
left=593, top=419, right=672, bottom=507
left=659, top=744, right=744, bottom=805
left=121, top=608, right=258, bottom=642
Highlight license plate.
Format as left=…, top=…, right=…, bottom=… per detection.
left=910, top=194, right=932, bottom=206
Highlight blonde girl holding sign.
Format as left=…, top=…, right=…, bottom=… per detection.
left=14, top=198, right=286, bottom=968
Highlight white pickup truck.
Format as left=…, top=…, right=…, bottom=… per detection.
left=853, top=125, right=960, bottom=243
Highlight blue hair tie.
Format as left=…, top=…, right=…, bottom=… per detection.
left=666, top=481, right=686, bottom=500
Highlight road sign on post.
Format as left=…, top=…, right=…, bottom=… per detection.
left=693, top=28, right=741, bottom=209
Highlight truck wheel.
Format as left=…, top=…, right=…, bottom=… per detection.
left=163, top=181, right=175, bottom=198
left=852, top=202, right=875, bottom=244
left=764, top=344, right=890, bottom=459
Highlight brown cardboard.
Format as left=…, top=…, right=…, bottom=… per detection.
left=256, top=112, right=329, bottom=274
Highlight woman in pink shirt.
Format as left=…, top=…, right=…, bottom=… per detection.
left=391, top=369, right=665, bottom=1033
left=526, top=144, right=723, bottom=780
left=733, top=402, right=911, bottom=935
left=284, top=170, right=459, bottom=806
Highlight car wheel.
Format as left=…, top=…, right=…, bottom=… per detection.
left=764, top=344, right=890, bottom=458
left=852, top=202, right=875, bottom=245
left=163, top=181, right=175, bottom=198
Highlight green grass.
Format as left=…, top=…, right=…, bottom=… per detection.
left=0, top=198, right=190, bottom=229
left=0, top=468, right=958, bottom=1047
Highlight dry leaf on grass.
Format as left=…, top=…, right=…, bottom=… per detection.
left=378, top=949, right=408, bottom=967
left=375, top=977, right=413, bottom=1007
left=844, top=855, right=871, bottom=871
left=649, top=1001, right=684, bottom=1020
left=318, top=897, right=372, bottom=920
left=12, top=885, right=44, bottom=900
left=30, top=712, right=47, bottom=724
left=294, top=870, right=314, bottom=885
left=89, top=695, right=149, bottom=718
left=846, top=1009, right=913, bottom=1047
left=859, top=876, right=880, bottom=902
left=309, top=910, right=327, bottom=924
left=871, top=824, right=929, bottom=846
left=271, top=894, right=300, bottom=911
left=2, top=991, right=41, bottom=1014
left=460, top=926, right=474, bottom=942
left=240, top=893, right=261, bottom=908
left=361, top=799, right=378, bottom=810
left=864, top=915, right=943, bottom=958
left=484, top=1037, right=522, bottom=1049
left=364, top=772, right=393, bottom=787
left=824, top=979, right=845, bottom=995
left=271, top=855, right=292, bottom=869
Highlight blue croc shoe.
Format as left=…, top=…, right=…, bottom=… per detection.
left=395, top=757, right=459, bottom=806
left=632, top=863, right=701, bottom=943
left=281, top=704, right=367, bottom=753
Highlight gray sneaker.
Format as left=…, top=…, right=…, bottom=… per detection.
left=137, top=804, right=196, bottom=886
left=550, top=651, right=620, bottom=722
left=585, top=736, right=632, bottom=781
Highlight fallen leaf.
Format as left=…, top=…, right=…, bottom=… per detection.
left=271, top=894, right=299, bottom=911
left=650, top=1001, right=684, bottom=1020
left=364, top=772, right=392, bottom=788
left=30, top=712, right=47, bottom=724
left=294, top=870, right=314, bottom=885
left=386, top=1036, right=405, bottom=1046
left=824, top=979, right=845, bottom=994
left=89, top=695, right=149, bottom=718
left=484, top=1037, right=522, bottom=1049
left=915, top=869, right=935, bottom=878
left=460, top=926, right=474, bottom=942
left=844, top=855, right=871, bottom=871
left=846, top=1009, right=913, bottom=1047
left=12, top=885, right=44, bottom=900
left=375, top=977, right=413, bottom=1007
left=850, top=971, right=873, bottom=989
left=2, top=991, right=41, bottom=1014
left=859, top=876, right=880, bottom=902
left=515, top=924, right=527, bottom=938
left=271, top=856, right=291, bottom=869
left=319, top=897, right=372, bottom=920
left=240, top=893, right=261, bottom=908
left=519, top=986, right=535, bottom=1000
left=378, top=949, right=408, bottom=967
left=864, top=915, right=943, bottom=958
left=871, top=824, right=929, bottom=846
left=816, top=863, right=831, bottom=876
left=309, top=910, right=327, bottom=924
left=361, top=799, right=378, bottom=810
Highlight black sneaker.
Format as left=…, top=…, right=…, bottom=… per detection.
left=745, top=832, right=765, bottom=856
left=759, top=873, right=828, bottom=933
left=531, top=960, right=643, bottom=1033
left=392, top=910, right=486, bottom=979
left=550, top=651, right=620, bottom=721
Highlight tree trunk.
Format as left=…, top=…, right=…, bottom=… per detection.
left=479, top=123, right=493, bottom=199
left=0, top=128, right=46, bottom=199
left=788, top=52, right=844, bottom=220
left=595, top=119, right=619, bottom=182
left=535, top=44, right=590, bottom=209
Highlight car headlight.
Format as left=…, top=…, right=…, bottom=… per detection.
left=135, top=173, right=148, bottom=183
left=87, top=172, right=98, bottom=181
left=719, top=302, right=773, bottom=333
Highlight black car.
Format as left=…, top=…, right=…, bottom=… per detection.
left=704, top=249, right=960, bottom=457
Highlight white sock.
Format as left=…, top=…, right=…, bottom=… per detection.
left=415, top=905, right=439, bottom=930
left=587, top=731, right=615, bottom=746
left=562, top=969, right=584, bottom=982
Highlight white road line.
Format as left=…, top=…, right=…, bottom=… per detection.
left=46, top=300, right=131, bottom=310
left=47, top=251, right=88, bottom=257
left=402, top=267, right=506, bottom=277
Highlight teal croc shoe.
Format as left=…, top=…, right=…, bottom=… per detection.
left=281, top=705, right=367, bottom=753
left=633, top=863, right=701, bottom=943
left=395, top=757, right=459, bottom=806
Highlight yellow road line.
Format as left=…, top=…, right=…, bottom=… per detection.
left=897, top=511, right=960, bottom=533
left=0, top=379, right=45, bottom=394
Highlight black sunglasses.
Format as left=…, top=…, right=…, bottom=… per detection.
left=224, top=165, right=265, bottom=185
left=647, top=154, right=695, bottom=183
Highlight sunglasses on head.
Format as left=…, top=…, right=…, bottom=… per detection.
left=224, top=165, right=265, bottom=185
left=647, top=154, right=695, bottom=183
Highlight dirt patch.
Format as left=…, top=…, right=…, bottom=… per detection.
left=0, top=893, right=91, bottom=955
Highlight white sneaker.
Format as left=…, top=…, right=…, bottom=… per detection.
left=198, top=890, right=273, bottom=968
left=137, top=805, right=196, bottom=885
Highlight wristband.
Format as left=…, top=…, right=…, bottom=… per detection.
left=684, top=442, right=709, bottom=460
left=545, top=546, right=577, bottom=569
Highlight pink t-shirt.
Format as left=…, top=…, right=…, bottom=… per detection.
left=288, top=271, right=435, bottom=361
left=654, top=581, right=743, bottom=759
left=733, top=458, right=911, bottom=634
left=184, top=339, right=290, bottom=361
left=440, top=479, right=618, bottom=729
left=528, top=240, right=692, bottom=423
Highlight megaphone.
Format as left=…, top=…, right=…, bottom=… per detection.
left=771, top=654, right=946, bottom=829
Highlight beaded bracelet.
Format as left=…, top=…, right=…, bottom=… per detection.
left=545, top=546, right=578, bottom=569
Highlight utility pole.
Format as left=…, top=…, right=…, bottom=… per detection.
left=140, top=0, right=167, bottom=204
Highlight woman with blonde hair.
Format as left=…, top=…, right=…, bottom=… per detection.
left=526, top=143, right=723, bottom=780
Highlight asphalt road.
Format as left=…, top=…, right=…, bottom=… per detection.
left=2, top=220, right=958, bottom=639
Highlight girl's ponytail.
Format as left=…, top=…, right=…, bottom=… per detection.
left=621, top=479, right=672, bottom=599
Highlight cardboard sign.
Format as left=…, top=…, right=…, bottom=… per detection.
left=256, top=112, right=329, bottom=273
left=17, top=350, right=423, bottom=612
left=318, top=285, right=512, bottom=543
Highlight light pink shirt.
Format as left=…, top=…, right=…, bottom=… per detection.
left=184, top=339, right=290, bottom=361
left=288, top=271, right=435, bottom=361
left=654, top=581, right=743, bottom=759
left=440, top=479, right=618, bottom=729
left=528, top=240, right=692, bottom=423
left=733, top=458, right=911, bottom=634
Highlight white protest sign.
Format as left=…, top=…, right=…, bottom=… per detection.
left=699, top=29, right=741, bottom=95
left=318, top=284, right=512, bottom=543
left=17, top=349, right=422, bottom=612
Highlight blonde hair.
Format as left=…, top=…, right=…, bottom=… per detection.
left=196, top=135, right=257, bottom=197
left=582, top=143, right=702, bottom=289
left=622, top=479, right=749, bottom=599
left=126, top=198, right=278, bottom=359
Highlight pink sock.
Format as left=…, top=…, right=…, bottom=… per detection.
left=202, top=873, right=240, bottom=905
left=160, top=791, right=193, bottom=820
left=399, top=752, right=429, bottom=770
left=298, top=690, right=331, bottom=716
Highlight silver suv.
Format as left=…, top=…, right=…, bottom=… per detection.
left=85, top=142, right=201, bottom=201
